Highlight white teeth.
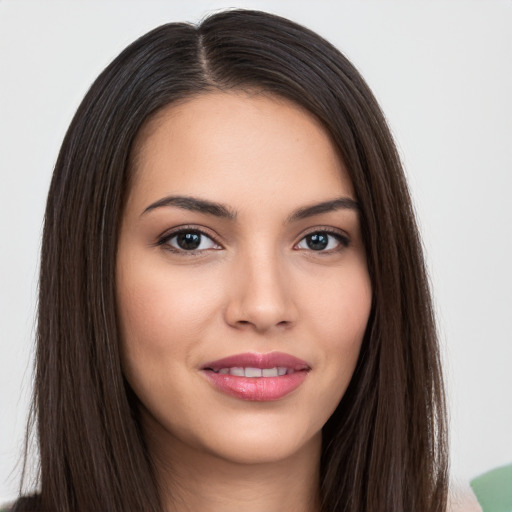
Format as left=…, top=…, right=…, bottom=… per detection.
left=245, top=367, right=262, bottom=377
left=215, top=366, right=291, bottom=377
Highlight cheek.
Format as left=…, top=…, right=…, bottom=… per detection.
left=309, top=260, right=372, bottom=344
left=307, top=262, right=372, bottom=397
left=116, top=258, right=221, bottom=375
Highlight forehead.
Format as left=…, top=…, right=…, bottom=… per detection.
left=128, top=91, right=354, bottom=212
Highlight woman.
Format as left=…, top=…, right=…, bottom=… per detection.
left=9, top=9, right=448, bottom=512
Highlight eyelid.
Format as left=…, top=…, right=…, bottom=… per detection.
left=298, top=225, right=349, bottom=239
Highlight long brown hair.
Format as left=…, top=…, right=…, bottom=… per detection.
left=15, top=9, right=448, bottom=512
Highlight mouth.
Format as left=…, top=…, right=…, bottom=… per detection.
left=208, top=366, right=294, bottom=377
left=200, top=352, right=310, bottom=401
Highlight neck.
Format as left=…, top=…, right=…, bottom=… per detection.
left=146, top=423, right=322, bottom=512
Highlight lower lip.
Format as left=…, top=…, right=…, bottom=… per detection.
left=202, top=370, right=308, bottom=401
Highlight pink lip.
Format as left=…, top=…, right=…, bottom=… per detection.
left=202, top=352, right=310, bottom=371
left=201, top=352, right=310, bottom=402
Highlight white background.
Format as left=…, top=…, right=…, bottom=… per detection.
left=1, top=0, right=511, bottom=503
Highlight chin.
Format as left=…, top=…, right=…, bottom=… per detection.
left=204, top=427, right=321, bottom=466
left=186, top=410, right=324, bottom=466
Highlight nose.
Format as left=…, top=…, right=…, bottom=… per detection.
left=224, top=248, right=297, bottom=333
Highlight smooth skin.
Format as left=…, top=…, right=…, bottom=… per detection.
left=116, top=91, right=372, bottom=512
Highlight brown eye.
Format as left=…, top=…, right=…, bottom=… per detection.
left=176, top=232, right=202, bottom=250
left=160, top=230, right=221, bottom=252
left=296, top=231, right=349, bottom=252
left=305, top=233, right=329, bottom=250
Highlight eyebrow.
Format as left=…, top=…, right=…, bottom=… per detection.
left=141, top=195, right=359, bottom=222
left=286, top=197, right=359, bottom=222
left=141, top=195, right=236, bottom=219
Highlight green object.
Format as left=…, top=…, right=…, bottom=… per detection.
left=471, top=463, right=512, bottom=512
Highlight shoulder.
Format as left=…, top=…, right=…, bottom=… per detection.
left=448, top=482, right=483, bottom=512
left=448, top=463, right=512, bottom=512
left=470, top=463, right=512, bottom=512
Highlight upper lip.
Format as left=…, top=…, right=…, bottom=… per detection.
left=201, top=352, right=310, bottom=371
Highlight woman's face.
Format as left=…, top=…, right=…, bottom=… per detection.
left=116, top=91, right=372, bottom=466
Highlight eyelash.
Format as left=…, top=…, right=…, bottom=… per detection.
left=156, top=226, right=350, bottom=256
left=155, top=226, right=221, bottom=255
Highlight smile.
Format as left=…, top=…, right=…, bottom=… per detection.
left=212, top=367, right=291, bottom=377
left=201, top=352, right=310, bottom=401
